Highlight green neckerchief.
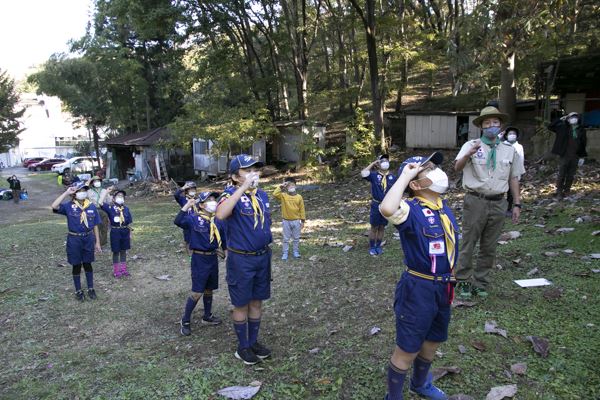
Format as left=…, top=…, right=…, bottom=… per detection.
left=571, top=125, right=578, bottom=139
left=480, top=135, right=500, bottom=170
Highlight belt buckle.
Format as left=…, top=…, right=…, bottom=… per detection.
left=440, top=275, right=451, bottom=283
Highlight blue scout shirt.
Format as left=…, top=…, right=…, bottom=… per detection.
left=174, top=188, right=189, bottom=207
left=175, top=211, right=227, bottom=252
left=54, top=200, right=102, bottom=233
left=364, top=171, right=398, bottom=202
left=217, top=186, right=272, bottom=252
left=101, top=203, right=133, bottom=227
left=393, top=198, right=459, bottom=275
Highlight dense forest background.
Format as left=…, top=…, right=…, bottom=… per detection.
left=24, top=0, right=600, bottom=154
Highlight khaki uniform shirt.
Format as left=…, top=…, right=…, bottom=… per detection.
left=455, top=139, right=525, bottom=196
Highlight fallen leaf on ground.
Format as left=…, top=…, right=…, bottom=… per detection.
left=592, top=269, right=600, bottom=274
left=510, top=363, right=527, bottom=375
left=431, top=366, right=461, bottom=381
left=154, top=275, right=172, bottom=281
left=526, top=268, right=539, bottom=276
left=452, top=300, right=477, bottom=308
left=592, top=230, right=600, bottom=236
left=369, top=326, right=381, bottom=336
left=309, top=255, right=319, bottom=262
left=308, top=348, right=320, bottom=354
left=555, top=227, right=575, bottom=233
left=56, top=263, right=67, bottom=268
left=484, top=321, right=508, bottom=338
left=486, top=384, right=517, bottom=400
left=471, top=340, right=486, bottom=351
left=316, top=378, right=332, bottom=385
left=544, top=252, right=559, bottom=257
left=342, top=245, right=353, bottom=252
left=217, top=384, right=261, bottom=399
left=526, top=335, right=550, bottom=358
left=499, top=231, right=521, bottom=241
left=458, top=344, right=467, bottom=354
left=562, top=249, right=574, bottom=254
left=590, top=253, right=600, bottom=259
left=543, top=287, right=563, bottom=300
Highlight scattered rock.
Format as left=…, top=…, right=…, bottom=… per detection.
left=471, top=340, right=486, bottom=351
left=309, top=255, right=319, bottom=262
left=486, top=384, right=517, bottom=400
left=526, top=335, right=550, bottom=358
left=499, top=231, right=521, bottom=241
left=431, top=366, right=461, bottom=382
left=458, top=345, right=467, bottom=354
left=510, top=363, right=527, bottom=375
left=217, top=382, right=261, bottom=399
left=555, top=227, right=575, bottom=233
left=526, top=268, right=539, bottom=277
left=484, top=321, right=508, bottom=338
left=154, top=275, right=172, bottom=281
left=544, top=252, right=559, bottom=257
left=562, top=249, right=574, bottom=254
left=342, top=245, right=353, bottom=252
left=543, top=287, right=563, bottom=300
left=369, top=326, right=381, bottom=336
left=590, top=253, right=600, bottom=259
left=308, top=347, right=321, bottom=355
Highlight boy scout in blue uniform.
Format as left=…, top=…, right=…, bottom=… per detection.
left=174, top=181, right=199, bottom=250
left=361, top=154, right=398, bottom=256
left=176, top=191, right=227, bottom=336
left=99, top=189, right=133, bottom=278
left=51, top=182, right=102, bottom=302
left=216, top=154, right=273, bottom=365
left=380, top=152, right=459, bottom=400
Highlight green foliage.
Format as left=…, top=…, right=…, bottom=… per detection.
left=347, top=108, right=376, bottom=163
left=0, top=69, right=25, bottom=153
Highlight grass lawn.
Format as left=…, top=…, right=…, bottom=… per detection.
left=0, top=176, right=598, bottom=399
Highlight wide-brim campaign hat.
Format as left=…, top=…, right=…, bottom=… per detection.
left=229, top=154, right=264, bottom=174
left=472, top=106, right=509, bottom=127
left=398, top=151, right=444, bottom=175
left=90, top=175, right=102, bottom=182
left=197, top=191, right=220, bottom=203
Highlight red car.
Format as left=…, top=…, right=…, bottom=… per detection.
left=23, top=157, right=44, bottom=167
left=29, top=158, right=66, bottom=171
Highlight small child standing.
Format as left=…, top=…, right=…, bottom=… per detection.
left=51, top=182, right=102, bottom=301
left=272, top=177, right=305, bottom=260
left=175, top=191, right=227, bottom=336
left=379, top=152, right=458, bottom=400
left=100, top=188, right=133, bottom=278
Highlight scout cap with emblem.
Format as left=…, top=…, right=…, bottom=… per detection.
left=184, top=181, right=197, bottom=189
left=197, top=191, right=220, bottom=203
left=398, top=151, right=444, bottom=175
left=229, top=154, right=264, bottom=174
left=472, top=106, right=509, bottom=127
left=71, top=181, right=89, bottom=192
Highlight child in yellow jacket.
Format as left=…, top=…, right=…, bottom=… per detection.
left=273, top=177, right=305, bottom=260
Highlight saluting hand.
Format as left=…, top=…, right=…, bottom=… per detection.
left=65, top=186, right=77, bottom=195
left=400, top=162, right=422, bottom=180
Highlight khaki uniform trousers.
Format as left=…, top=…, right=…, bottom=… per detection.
left=455, top=193, right=507, bottom=289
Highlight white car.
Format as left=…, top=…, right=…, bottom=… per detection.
left=52, top=156, right=101, bottom=174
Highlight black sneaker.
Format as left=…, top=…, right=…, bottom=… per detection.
left=251, top=342, right=272, bottom=359
left=201, top=314, right=222, bottom=325
left=180, top=320, right=192, bottom=336
left=75, top=290, right=85, bottom=302
left=87, top=288, right=97, bottom=300
left=235, top=347, right=260, bottom=365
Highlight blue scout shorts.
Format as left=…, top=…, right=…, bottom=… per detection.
left=394, top=272, right=451, bottom=353
left=191, top=253, right=219, bottom=293
left=370, top=201, right=388, bottom=227
left=66, top=233, right=95, bottom=265
left=110, top=227, right=131, bottom=253
left=226, top=249, right=271, bottom=307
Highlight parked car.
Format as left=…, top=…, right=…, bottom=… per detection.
left=29, top=158, right=66, bottom=171
left=22, top=157, right=44, bottom=167
left=52, top=156, right=102, bottom=174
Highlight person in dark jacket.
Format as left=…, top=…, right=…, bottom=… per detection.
left=7, top=175, right=21, bottom=204
left=549, top=112, right=587, bottom=198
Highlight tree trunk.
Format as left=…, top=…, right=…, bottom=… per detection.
left=91, top=124, right=101, bottom=170
left=500, top=50, right=516, bottom=124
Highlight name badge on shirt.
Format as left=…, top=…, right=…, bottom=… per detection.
left=429, top=240, right=445, bottom=255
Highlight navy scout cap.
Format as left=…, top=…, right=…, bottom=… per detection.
left=398, top=151, right=444, bottom=175
left=71, top=181, right=89, bottom=191
left=229, top=154, right=264, bottom=174
left=197, top=191, right=220, bottom=203
left=185, top=181, right=197, bottom=189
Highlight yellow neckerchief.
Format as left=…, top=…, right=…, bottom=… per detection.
left=245, top=188, right=264, bottom=229
left=415, top=196, right=456, bottom=271
left=379, top=170, right=389, bottom=192
left=199, top=211, right=222, bottom=247
left=114, top=204, right=125, bottom=226
left=74, top=199, right=91, bottom=228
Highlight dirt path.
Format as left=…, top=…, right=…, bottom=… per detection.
left=0, top=167, right=65, bottom=225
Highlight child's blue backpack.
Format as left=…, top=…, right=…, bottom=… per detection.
left=20, top=190, right=29, bottom=200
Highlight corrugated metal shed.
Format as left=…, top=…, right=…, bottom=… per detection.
left=405, top=111, right=479, bottom=149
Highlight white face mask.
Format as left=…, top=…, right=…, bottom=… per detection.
left=507, top=134, right=517, bottom=143
left=115, top=196, right=124, bottom=205
left=75, top=191, right=88, bottom=200
left=288, top=187, right=296, bottom=193
left=204, top=200, right=217, bottom=213
left=188, top=190, right=196, bottom=197
left=379, top=161, right=390, bottom=170
left=424, top=168, right=449, bottom=194
left=568, top=117, right=578, bottom=125
left=93, top=181, right=102, bottom=188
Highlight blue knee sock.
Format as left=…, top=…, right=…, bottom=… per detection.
left=387, top=362, right=407, bottom=400
left=234, top=320, right=249, bottom=350
left=182, top=297, right=198, bottom=323
left=73, top=274, right=82, bottom=292
left=411, top=356, right=432, bottom=388
left=202, top=293, right=213, bottom=318
left=85, top=271, right=94, bottom=289
left=369, top=239, right=375, bottom=249
left=248, top=317, right=261, bottom=346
